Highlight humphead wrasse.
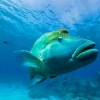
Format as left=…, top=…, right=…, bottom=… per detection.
left=15, top=29, right=98, bottom=85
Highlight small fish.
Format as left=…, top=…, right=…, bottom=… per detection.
left=2, top=41, right=9, bottom=44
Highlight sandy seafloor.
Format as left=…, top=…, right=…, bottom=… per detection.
left=0, top=83, right=30, bottom=100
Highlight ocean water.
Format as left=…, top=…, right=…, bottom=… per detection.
left=0, top=0, right=100, bottom=100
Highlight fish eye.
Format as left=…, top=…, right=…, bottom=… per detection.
left=58, top=37, right=62, bottom=42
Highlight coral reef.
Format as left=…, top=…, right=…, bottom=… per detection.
left=0, top=72, right=100, bottom=100
left=29, top=72, right=100, bottom=100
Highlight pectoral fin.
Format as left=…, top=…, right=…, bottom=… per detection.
left=31, top=75, right=47, bottom=86
left=14, top=50, right=42, bottom=68
left=14, top=50, right=44, bottom=79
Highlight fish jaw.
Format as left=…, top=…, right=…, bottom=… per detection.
left=72, top=40, right=98, bottom=62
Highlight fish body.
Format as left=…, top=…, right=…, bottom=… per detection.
left=15, top=29, right=98, bottom=85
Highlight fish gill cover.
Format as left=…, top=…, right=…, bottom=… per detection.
left=0, top=0, right=100, bottom=100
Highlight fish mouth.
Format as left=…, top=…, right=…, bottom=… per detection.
left=72, top=41, right=98, bottom=61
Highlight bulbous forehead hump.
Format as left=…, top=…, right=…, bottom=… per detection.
left=59, top=28, right=69, bottom=34
left=45, top=28, right=69, bottom=44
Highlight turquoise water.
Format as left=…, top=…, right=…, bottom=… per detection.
left=0, top=0, right=100, bottom=100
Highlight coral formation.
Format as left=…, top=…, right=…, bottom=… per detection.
left=29, top=72, right=100, bottom=100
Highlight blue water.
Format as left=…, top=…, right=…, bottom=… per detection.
left=0, top=0, right=100, bottom=100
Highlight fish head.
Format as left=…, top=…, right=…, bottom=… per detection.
left=41, top=29, right=98, bottom=73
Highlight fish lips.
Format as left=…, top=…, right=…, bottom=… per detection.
left=72, top=41, right=98, bottom=62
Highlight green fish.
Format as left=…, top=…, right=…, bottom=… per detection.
left=15, top=28, right=98, bottom=85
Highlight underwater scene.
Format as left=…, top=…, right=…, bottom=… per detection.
left=0, top=0, right=100, bottom=100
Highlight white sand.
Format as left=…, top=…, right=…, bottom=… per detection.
left=0, top=83, right=33, bottom=100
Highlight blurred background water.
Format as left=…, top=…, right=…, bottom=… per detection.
left=0, top=0, right=100, bottom=100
